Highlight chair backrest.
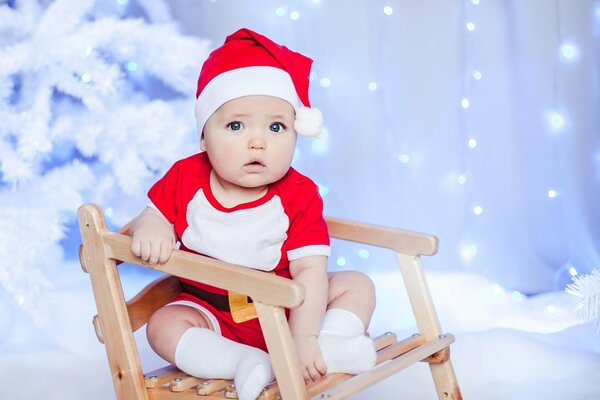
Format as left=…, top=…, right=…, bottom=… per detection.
left=126, top=275, right=182, bottom=332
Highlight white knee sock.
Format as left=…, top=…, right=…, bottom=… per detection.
left=174, top=328, right=274, bottom=400
left=317, top=308, right=377, bottom=375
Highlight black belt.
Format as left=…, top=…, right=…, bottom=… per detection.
left=180, top=282, right=253, bottom=312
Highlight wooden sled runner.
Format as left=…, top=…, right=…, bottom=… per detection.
left=78, top=203, right=462, bottom=399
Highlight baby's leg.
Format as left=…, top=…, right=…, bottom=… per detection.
left=147, top=305, right=273, bottom=400
left=317, top=271, right=377, bottom=374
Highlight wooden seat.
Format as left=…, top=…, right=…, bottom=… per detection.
left=78, top=203, right=462, bottom=400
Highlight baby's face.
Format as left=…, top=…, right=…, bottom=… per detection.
left=202, top=95, right=297, bottom=191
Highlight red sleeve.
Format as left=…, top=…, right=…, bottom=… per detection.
left=147, top=161, right=182, bottom=224
left=285, top=183, right=330, bottom=260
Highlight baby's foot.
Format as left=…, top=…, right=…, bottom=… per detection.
left=235, top=350, right=274, bottom=400
left=318, top=334, right=377, bottom=375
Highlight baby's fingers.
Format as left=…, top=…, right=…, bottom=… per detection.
left=148, top=241, right=162, bottom=265
left=139, top=240, right=152, bottom=262
left=158, top=240, right=173, bottom=264
left=131, top=238, right=142, bottom=257
left=308, top=365, right=322, bottom=381
left=315, top=357, right=327, bottom=376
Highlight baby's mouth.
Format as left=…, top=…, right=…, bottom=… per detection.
left=244, top=158, right=266, bottom=172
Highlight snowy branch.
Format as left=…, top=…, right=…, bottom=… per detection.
left=566, top=269, right=600, bottom=332
left=0, top=0, right=210, bottom=325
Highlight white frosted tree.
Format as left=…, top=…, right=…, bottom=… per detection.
left=0, top=0, right=209, bottom=326
left=566, top=269, right=600, bottom=332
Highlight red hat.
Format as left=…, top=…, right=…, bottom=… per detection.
left=194, top=28, right=323, bottom=136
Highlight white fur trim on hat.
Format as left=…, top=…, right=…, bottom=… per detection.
left=294, top=107, right=323, bottom=137
left=195, top=66, right=301, bottom=134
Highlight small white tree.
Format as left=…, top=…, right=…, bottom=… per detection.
left=566, top=269, right=600, bottom=331
left=0, top=0, right=209, bottom=325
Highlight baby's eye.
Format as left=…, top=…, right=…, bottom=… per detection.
left=227, top=121, right=242, bottom=131
left=270, top=123, right=285, bottom=133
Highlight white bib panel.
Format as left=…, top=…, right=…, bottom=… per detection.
left=181, top=189, right=289, bottom=271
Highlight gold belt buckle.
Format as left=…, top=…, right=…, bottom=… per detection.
left=228, top=291, right=258, bottom=323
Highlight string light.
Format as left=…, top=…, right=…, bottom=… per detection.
left=459, top=243, right=478, bottom=262
left=548, top=111, right=565, bottom=132
left=545, top=304, right=560, bottom=317
left=358, top=249, right=370, bottom=259
left=547, top=189, right=557, bottom=198
left=559, top=42, right=578, bottom=61
left=317, top=184, right=329, bottom=196
left=312, top=139, right=327, bottom=153
left=319, top=77, right=332, bottom=87
left=511, top=290, right=525, bottom=301
left=492, top=284, right=503, bottom=296
left=458, top=0, right=483, bottom=271
left=398, top=153, right=410, bottom=164
left=275, top=7, right=286, bottom=17
left=81, top=72, right=92, bottom=83
left=126, top=61, right=137, bottom=72
left=116, top=0, right=128, bottom=5
left=289, top=10, right=300, bottom=20
left=368, top=82, right=378, bottom=91
left=337, top=257, right=347, bottom=267
left=311, top=127, right=328, bottom=154
left=383, top=6, right=394, bottom=16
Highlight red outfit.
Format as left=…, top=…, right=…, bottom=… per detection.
left=148, top=152, right=330, bottom=351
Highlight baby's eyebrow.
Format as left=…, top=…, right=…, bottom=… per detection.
left=224, top=113, right=250, bottom=119
left=269, top=114, right=289, bottom=120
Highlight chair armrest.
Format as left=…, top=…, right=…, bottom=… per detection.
left=101, top=232, right=305, bottom=309
left=325, top=217, right=439, bottom=256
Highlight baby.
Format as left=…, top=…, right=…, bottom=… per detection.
left=129, top=28, right=376, bottom=400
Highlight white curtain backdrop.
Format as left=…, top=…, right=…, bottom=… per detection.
left=169, top=0, right=600, bottom=294
left=1, top=2, right=599, bottom=399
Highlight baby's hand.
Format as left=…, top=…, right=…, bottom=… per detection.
left=130, top=208, right=176, bottom=265
left=293, top=335, right=327, bottom=382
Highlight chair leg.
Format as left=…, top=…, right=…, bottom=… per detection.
left=78, top=204, right=149, bottom=400
left=430, top=360, right=462, bottom=400
left=254, top=302, right=308, bottom=400
left=395, top=254, right=462, bottom=400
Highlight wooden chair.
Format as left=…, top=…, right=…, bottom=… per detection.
left=78, top=203, right=462, bottom=400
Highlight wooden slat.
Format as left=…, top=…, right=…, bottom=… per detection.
left=127, top=275, right=181, bottom=332
left=148, top=386, right=226, bottom=399
left=197, top=379, right=232, bottom=395
left=144, top=365, right=181, bottom=388
left=326, top=217, right=439, bottom=256
left=310, top=335, right=455, bottom=400
left=376, top=334, right=425, bottom=364
left=102, top=231, right=305, bottom=309
left=169, top=375, right=202, bottom=392
left=259, top=332, right=409, bottom=400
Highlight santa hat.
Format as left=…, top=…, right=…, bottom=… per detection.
left=195, top=28, right=323, bottom=137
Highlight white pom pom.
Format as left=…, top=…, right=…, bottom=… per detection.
left=294, top=107, right=323, bottom=136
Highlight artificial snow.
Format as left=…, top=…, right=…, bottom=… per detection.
left=0, top=263, right=598, bottom=400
